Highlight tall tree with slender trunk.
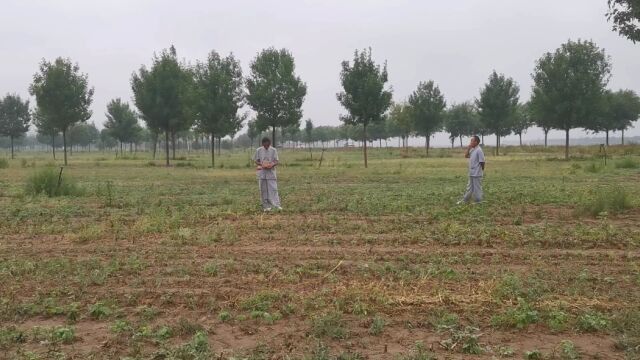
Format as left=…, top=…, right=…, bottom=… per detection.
left=512, top=103, right=533, bottom=147
left=246, top=48, right=306, bottom=147
left=409, top=81, right=446, bottom=156
left=388, top=102, right=414, bottom=151
left=445, top=102, right=479, bottom=148
left=131, top=46, right=194, bottom=166
left=29, top=57, right=94, bottom=165
left=194, top=51, right=245, bottom=167
left=104, top=98, right=142, bottom=155
left=0, top=94, right=31, bottom=159
left=476, top=71, right=519, bottom=156
left=530, top=40, right=611, bottom=159
left=337, top=48, right=392, bottom=168
left=609, top=89, right=640, bottom=145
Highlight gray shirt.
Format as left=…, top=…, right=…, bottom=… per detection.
left=468, top=146, right=485, bottom=177
left=253, top=146, right=279, bottom=180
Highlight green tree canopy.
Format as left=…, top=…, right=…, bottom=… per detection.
left=512, top=103, right=533, bottom=146
left=607, top=0, right=640, bottom=43
left=409, top=81, right=446, bottom=155
left=476, top=71, right=520, bottom=155
left=530, top=39, right=611, bottom=159
left=246, top=48, right=307, bottom=147
left=337, top=48, right=392, bottom=167
left=0, top=94, right=31, bottom=159
left=104, top=98, right=142, bottom=154
left=388, top=102, right=414, bottom=150
left=445, top=102, right=479, bottom=148
left=194, top=51, right=245, bottom=166
left=29, top=57, right=94, bottom=165
left=131, top=45, right=194, bottom=166
left=601, top=89, right=640, bottom=145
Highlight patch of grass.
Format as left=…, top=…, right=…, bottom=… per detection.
left=368, top=315, right=385, bottom=335
left=576, top=311, right=609, bottom=333
left=218, top=311, right=232, bottom=322
left=311, top=312, right=348, bottom=339
left=492, top=298, right=539, bottom=329
left=0, top=158, right=8, bottom=169
left=558, top=340, right=580, bottom=359
left=615, top=157, right=639, bottom=169
left=88, top=302, right=113, bottom=320
left=24, top=167, right=82, bottom=197
left=439, top=326, right=483, bottom=354
left=576, top=188, right=632, bottom=217
left=524, top=350, right=544, bottom=360
left=398, top=341, right=436, bottom=360
left=240, top=291, right=282, bottom=313
left=546, top=309, right=569, bottom=332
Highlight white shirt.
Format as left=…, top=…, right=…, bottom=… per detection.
left=468, top=146, right=485, bottom=177
left=253, top=146, right=279, bottom=180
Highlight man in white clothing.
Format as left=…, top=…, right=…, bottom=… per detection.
left=458, top=135, right=485, bottom=204
left=254, top=137, right=282, bottom=211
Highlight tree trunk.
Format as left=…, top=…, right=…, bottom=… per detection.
left=130, top=142, right=133, bottom=153
left=165, top=131, right=170, bottom=166
left=171, top=132, right=176, bottom=160
left=363, top=124, right=368, bottom=168
left=451, top=138, right=455, bottom=149
left=606, top=130, right=609, bottom=147
left=519, top=133, right=522, bottom=147
left=210, top=133, right=215, bottom=168
left=272, top=126, right=276, bottom=148
left=63, top=129, right=68, bottom=165
left=120, top=141, right=123, bottom=156
left=52, top=134, right=56, bottom=160
left=496, top=135, right=500, bottom=156
left=217, top=137, right=221, bottom=156
left=622, top=129, right=625, bottom=145
left=152, top=132, right=157, bottom=160
left=10, top=136, right=14, bottom=159
left=459, top=135, right=463, bottom=148
left=544, top=130, right=548, bottom=148
left=481, top=134, right=484, bottom=144
left=564, top=129, right=570, bottom=160
left=425, top=135, right=430, bottom=157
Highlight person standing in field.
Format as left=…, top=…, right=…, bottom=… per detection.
left=458, top=135, right=485, bottom=204
left=254, top=137, right=282, bottom=212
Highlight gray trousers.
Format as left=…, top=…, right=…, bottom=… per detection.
left=462, top=176, right=483, bottom=203
left=259, top=178, right=281, bottom=208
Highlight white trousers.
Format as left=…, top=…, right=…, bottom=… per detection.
left=258, top=178, right=280, bottom=208
left=462, top=176, right=483, bottom=203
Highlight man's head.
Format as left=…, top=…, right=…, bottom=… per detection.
left=261, top=137, right=271, bottom=149
left=470, top=135, right=480, bottom=148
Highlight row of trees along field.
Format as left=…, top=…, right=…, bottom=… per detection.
left=1, top=0, right=639, bottom=165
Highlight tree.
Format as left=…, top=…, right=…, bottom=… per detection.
left=131, top=46, right=194, bottom=166
left=409, top=81, right=446, bottom=155
left=104, top=98, right=142, bottom=155
left=29, top=57, right=94, bottom=165
left=246, top=48, right=307, bottom=147
left=476, top=71, right=519, bottom=156
left=337, top=48, right=393, bottom=167
left=194, top=51, right=245, bottom=167
left=100, top=128, right=118, bottom=150
left=0, top=94, right=30, bottom=159
left=609, top=89, right=640, bottom=145
left=68, top=123, right=98, bottom=151
left=512, top=103, right=533, bottom=146
left=446, top=102, right=479, bottom=148
left=607, top=0, right=640, bottom=43
left=33, top=107, right=59, bottom=159
left=304, top=119, right=314, bottom=148
left=530, top=40, right=611, bottom=159
left=388, top=102, right=413, bottom=151
left=247, top=118, right=260, bottom=148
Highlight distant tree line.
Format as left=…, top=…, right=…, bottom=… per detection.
left=2, top=0, right=640, bottom=165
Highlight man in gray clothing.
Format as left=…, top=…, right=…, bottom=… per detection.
left=254, top=137, right=282, bottom=211
left=458, top=135, right=485, bottom=204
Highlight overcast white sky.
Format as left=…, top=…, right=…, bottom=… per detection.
left=1, top=0, right=638, bottom=145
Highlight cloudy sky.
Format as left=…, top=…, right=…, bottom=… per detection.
left=1, top=0, right=638, bottom=145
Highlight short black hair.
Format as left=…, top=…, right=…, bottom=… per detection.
left=261, top=137, right=271, bottom=144
left=472, top=135, right=481, bottom=143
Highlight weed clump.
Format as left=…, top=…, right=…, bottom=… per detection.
left=615, top=157, right=639, bottom=169
left=24, top=167, right=82, bottom=197
left=576, top=188, right=632, bottom=217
